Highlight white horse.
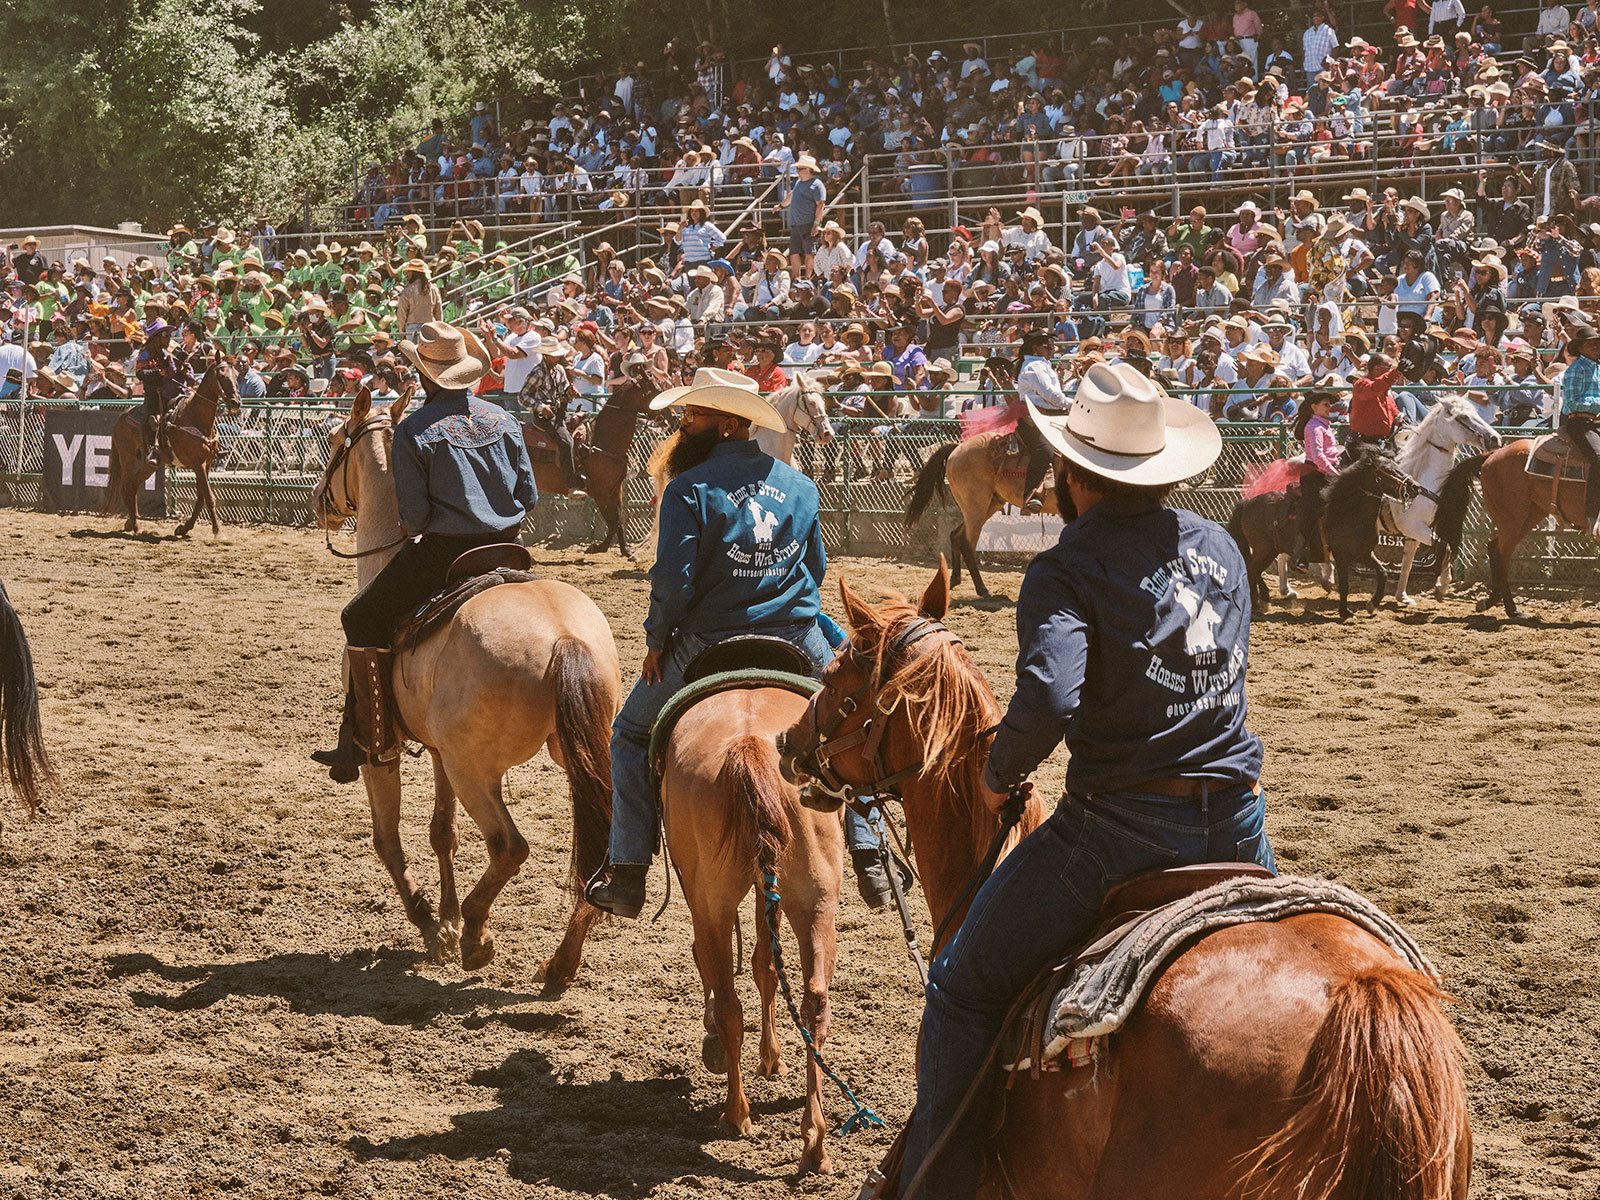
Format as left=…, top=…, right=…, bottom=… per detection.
left=754, top=371, right=836, bottom=463
left=1386, top=396, right=1502, bottom=605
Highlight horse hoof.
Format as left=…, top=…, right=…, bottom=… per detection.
left=798, top=1147, right=833, bottom=1176
left=585, top=542, right=605, bottom=554
left=532, top=956, right=577, bottom=994
left=1397, top=593, right=1417, bottom=608
left=756, top=1054, right=786, bottom=1078
left=428, top=920, right=461, bottom=965
left=1278, top=587, right=1299, bottom=600
left=717, top=1112, right=753, bottom=1138
left=701, top=1033, right=728, bottom=1075
left=1475, top=597, right=1493, bottom=613
left=461, top=934, right=495, bottom=972
left=622, top=550, right=637, bottom=563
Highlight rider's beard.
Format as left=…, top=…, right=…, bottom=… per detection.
left=661, top=425, right=722, bottom=479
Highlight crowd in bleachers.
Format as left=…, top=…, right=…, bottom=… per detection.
left=4, top=3, right=1600, bottom=443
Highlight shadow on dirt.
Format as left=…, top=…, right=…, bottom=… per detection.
left=348, top=1046, right=784, bottom=1193
left=108, top=947, right=542, bottom=1025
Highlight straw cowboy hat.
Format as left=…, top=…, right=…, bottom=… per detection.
left=1016, top=206, right=1045, bottom=226
left=537, top=336, right=570, bottom=359
left=1399, top=196, right=1430, bottom=219
left=794, top=154, right=820, bottom=172
left=1024, top=362, right=1221, bottom=487
left=1473, top=254, right=1508, bottom=283
left=400, top=321, right=492, bottom=390
left=647, top=367, right=785, bottom=431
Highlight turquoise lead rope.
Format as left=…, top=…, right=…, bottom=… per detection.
left=759, top=865, right=885, bottom=1134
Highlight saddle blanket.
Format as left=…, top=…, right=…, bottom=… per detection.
left=1007, top=874, right=1436, bottom=1072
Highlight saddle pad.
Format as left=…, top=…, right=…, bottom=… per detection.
left=1007, top=875, right=1436, bottom=1072
left=648, top=669, right=820, bottom=793
left=988, top=433, right=1027, bottom=476
left=391, top=567, right=540, bottom=654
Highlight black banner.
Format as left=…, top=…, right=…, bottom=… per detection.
left=40, top=407, right=165, bottom=517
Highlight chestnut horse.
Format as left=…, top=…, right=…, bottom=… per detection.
left=0, top=578, right=54, bottom=817
left=660, top=686, right=843, bottom=1174
left=104, top=363, right=238, bottom=536
left=779, top=563, right=1471, bottom=1199
left=1433, top=438, right=1594, bottom=619
left=904, top=436, right=1070, bottom=599
left=524, top=377, right=659, bottom=561
left=314, top=389, right=621, bottom=984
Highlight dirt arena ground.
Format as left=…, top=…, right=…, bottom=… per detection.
left=2, top=508, right=1598, bottom=1198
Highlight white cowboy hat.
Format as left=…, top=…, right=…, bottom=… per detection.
left=1016, top=206, right=1044, bottom=225
left=793, top=154, right=820, bottom=172
left=537, top=336, right=570, bottom=358
left=1025, top=363, right=1220, bottom=487
left=647, top=367, right=785, bottom=432
left=1400, top=195, right=1430, bottom=218
left=400, top=321, right=492, bottom=390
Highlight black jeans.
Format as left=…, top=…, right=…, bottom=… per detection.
left=341, top=530, right=512, bottom=647
left=1560, top=413, right=1600, bottom=522
left=1018, top=417, right=1051, bottom=497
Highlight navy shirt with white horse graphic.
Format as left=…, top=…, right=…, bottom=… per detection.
left=987, top=497, right=1264, bottom=796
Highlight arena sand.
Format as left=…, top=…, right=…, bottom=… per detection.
left=1, top=509, right=1597, bottom=1199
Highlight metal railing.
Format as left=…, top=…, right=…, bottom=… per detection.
left=2, top=398, right=1593, bottom=588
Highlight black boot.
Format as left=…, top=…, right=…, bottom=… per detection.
left=850, top=847, right=915, bottom=910
left=311, top=690, right=362, bottom=783
left=584, top=862, right=649, bottom=919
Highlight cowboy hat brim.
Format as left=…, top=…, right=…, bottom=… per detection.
left=399, top=322, right=492, bottom=390
left=1024, top=393, right=1221, bottom=487
left=648, top=382, right=786, bottom=432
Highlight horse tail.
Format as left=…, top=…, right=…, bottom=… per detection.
left=1245, top=967, right=1470, bottom=1200
left=721, top=735, right=792, bottom=871
left=905, top=441, right=957, bottom=530
left=1431, top=453, right=1486, bottom=565
left=0, top=582, right=54, bottom=816
left=548, top=637, right=615, bottom=892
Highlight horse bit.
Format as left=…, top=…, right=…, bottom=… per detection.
left=780, top=617, right=957, bottom=808
left=318, top=414, right=410, bottom=560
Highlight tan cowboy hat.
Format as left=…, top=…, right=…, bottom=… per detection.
left=691, top=264, right=717, bottom=284
left=402, top=261, right=432, bottom=278
left=214, top=227, right=236, bottom=248
left=928, top=357, right=956, bottom=381
left=1025, top=363, right=1221, bottom=487
left=1400, top=196, right=1430, bottom=219
left=400, top=322, right=492, bottom=389
left=1472, top=254, right=1508, bottom=283
left=647, top=367, right=785, bottom=431
left=1292, top=189, right=1318, bottom=208
left=1016, top=206, right=1044, bottom=225
left=793, top=154, right=820, bottom=172
left=865, top=360, right=896, bottom=379
left=1322, top=211, right=1353, bottom=241
left=537, top=336, right=569, bottom=358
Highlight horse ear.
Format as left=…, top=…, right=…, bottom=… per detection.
left=920, top=557, right=951, bottom=620
left=349, top=387, right=371, bottom=424
left=840, top=578, right=878, bottom=633
left=387, top=393, right=409, bottom=426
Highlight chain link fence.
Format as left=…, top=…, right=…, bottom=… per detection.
left=2, top=402, right=1595, bottom=589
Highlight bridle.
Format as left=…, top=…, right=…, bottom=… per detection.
left=317, top=414, right=409, bottom=560
left=781, top=616, right=962, bottom=805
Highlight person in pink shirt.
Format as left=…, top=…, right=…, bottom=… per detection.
left=1226, top=201, right=1271, bottom=257
left=1233, top=0, right=1264, bottom=68
left=1290, top=381, right=1341, bottom=563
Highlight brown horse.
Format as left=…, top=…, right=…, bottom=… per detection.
left=0, top=578, right=54, bottom=817
left=314, top=389, right=622, bottom=983
left=523, top=377, right=660, bottom=560
left=904, top=435, right=1068, bottom=598
left=1433, top=437, right=1595, bottom=619
left=105, top=363, right=238, bottom=536
left=779, top=563, right=1472, bottom=1199
left=660, top=686, right=843, bottom=1174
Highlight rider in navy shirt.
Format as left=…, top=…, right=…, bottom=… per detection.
left=895, top=363, right=1274, bottom=1200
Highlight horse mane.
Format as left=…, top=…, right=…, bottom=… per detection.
left=1395, top=398, right=1457, bottom=476
left=1323, top=449, right=1389, bottom=513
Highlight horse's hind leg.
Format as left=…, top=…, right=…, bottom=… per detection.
left=1335, top=553, right=1354, bottom=618
left=202, top=461, right=220, bottom=535
left=689, top=898, right=752, bottom=1136
left=445, top=761, right=529, bottom=971
left=176, top=458, right=204, bottom=537
left=947, top=526, right=965, bottom=589
left=752, top=897, right=786, bottom=1079
left=363, top=760, right=440, bottom=947
left=781, top=861, right=840, bottom=1176
left=1395, top=538, right=1420, bottom=606
left=428, top=753, right=462, bottom=963
left=1274, top=552, right=1297, bottom=600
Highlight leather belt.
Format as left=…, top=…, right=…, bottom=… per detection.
left=1136, top=776, right=1261, bottom=799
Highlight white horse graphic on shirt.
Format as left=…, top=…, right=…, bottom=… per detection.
left=748, top=499, right=780, bottom=545
left=1173, top=582, right=1223, bottom=655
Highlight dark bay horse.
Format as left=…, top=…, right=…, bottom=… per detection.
left=1433, top=437, right=1594, bottom=619
left=1324, top=448, right=1420, bottom=618
left=1228, top=471, right=1332, bottom=614
left=105, top=363, right=239, bottom=536
left=778, top=563, right=1470, bottom=1200
left=523, top=377, right=659, bottom=560
left=0, top=579, right=54, bottom=817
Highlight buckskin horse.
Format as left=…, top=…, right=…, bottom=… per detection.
left=657, top=663, right=843, bottom=1174
left=0, top=579, right=54, bottom=817
left=104, top=362, right=238, bottom=537
left=778, top=563, right=1470, bottom=1200
left=314, top=388, right=621, bottom=984
left=1433, top=429, right=1595, bottom=619
left=523, top=376, right=660, bottom=561
left=904, top=432, right=1075, bottom=600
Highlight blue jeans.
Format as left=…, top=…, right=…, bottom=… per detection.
left=900, top=784, right=1274, bottom=1200
left=607, top=619, right=877, bottom=864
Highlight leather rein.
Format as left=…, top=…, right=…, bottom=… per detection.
left=785, top=617, right=958, bottom=805
left=318, top=414, right=410, bottom=560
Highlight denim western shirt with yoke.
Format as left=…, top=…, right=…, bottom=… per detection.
left=645, top=439, right=826, bottom=652
left=986, top=498, right=1264, bottom=797
left=392, top=389, right=537, bottom=536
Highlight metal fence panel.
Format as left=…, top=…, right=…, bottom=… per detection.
left=2, top=402, right=1596, bottom=589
